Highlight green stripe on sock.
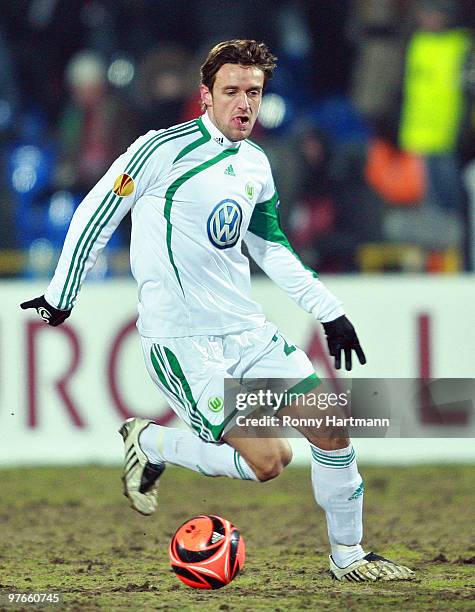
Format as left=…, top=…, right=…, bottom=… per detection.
left=312, top=448, right=355, bottom=461
left=234, top=450, right=249, bottom=480
left=312, top=448, right=355, bottom=462
left=313, top=460, right=355, bottom=469
left=311, top=447, right=355, bottom=467
left=312, top=457, right=355, bottom=468
left=234, top=450, right=245, bottom=480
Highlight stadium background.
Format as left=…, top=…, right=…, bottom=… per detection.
left=1, top=1, right=474, bottom=610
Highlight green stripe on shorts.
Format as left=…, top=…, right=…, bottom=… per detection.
left=163, top=347, right=224, bottom=442
left=152, top=345, right=204, bottom=438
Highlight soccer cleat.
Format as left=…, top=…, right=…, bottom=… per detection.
left=329, top=552, right=415, bottom=582
left=119, top=417, right=165, bottom=516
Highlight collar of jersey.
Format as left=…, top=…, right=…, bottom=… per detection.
left=201, top=111, right=241, bottom=150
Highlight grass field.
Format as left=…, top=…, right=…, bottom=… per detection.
left=1, top=465, right=474, bottom=611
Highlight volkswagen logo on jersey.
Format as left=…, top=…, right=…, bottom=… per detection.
left=207, top=199, right=243, bottom=249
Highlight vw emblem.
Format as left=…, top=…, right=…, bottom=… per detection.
left=207, top=199, right=243, bottom=249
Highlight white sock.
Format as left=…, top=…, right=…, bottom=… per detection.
left=310, top=443, right=366, bottom=567
left=139, top=423, right=258, bottom=481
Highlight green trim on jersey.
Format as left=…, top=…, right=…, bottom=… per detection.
left=173, top=116, right=211, bottom=163
left=246, top=138, right=265, bottom=154
left=163, top=146, right=240, bottom=296
left=58, top=121, right=198, bottom=309
left=248, top=191, right=319, bottom=279
left=128, top=122, right=199, bottom=177
left=248, top=191, right=289, bottom=247
left=59, top=189, right=119, bottom=309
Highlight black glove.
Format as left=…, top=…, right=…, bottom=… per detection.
left=20, top=295, right=71, bottom=327
left=322, top=315, right=366, bottom=371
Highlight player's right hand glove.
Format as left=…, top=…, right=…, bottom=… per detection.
left=322, top=315, right=366, bottom=371
left=20, top=295, right=71, bottom=327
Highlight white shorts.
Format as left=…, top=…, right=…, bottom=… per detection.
left=141, top=321, right=318, bottom=443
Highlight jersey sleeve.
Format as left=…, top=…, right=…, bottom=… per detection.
left=45, top=130, right=163, bottom=310
left=244, top=189, right=344, bottom=323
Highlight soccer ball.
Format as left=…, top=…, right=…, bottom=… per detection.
left=168, top=514, right=245, bottom=589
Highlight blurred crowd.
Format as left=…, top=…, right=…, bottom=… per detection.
left=1, top=0, right=475, bottom=278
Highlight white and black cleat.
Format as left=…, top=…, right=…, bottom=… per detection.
left=119, top=417, right=165, bottom=516
left=330, top=552, right=415, bottom=582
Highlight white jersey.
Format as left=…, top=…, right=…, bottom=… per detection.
left=45, top=112, right=344, bottom=337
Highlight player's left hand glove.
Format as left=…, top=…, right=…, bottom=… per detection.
left=20, top=295, right=71, bottom=327
left=322, top=315, right=366, bottom=371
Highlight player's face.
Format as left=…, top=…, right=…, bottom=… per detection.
left=200, top=63, right=264, bottom=142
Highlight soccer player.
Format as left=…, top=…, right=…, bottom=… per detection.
left=21, top=40, right=414, bottom=582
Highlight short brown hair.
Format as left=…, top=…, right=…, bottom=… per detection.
left=200, top=39, right=277, bottom=90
